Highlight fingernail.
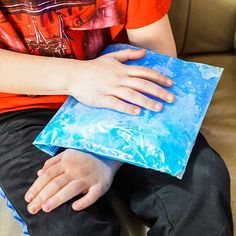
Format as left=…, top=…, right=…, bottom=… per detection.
left=25, top=193, right=34, bottom=202
left=133, top=108, right=141, bottom=115
left=28, top=204, right=37, bottom=214
left=167, top=94, right=175, bottom=103
left=37, top=170, right=42, bottom=176
left=154, top=104, right=162, bottom=111
left=42, top=201, right=51, bottom=212
left=167, top=79, right=173, bottom=85
left=72, top=203, right=80, bottom=211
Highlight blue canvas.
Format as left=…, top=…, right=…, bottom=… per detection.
left=33, top=44, right=223, bottom=179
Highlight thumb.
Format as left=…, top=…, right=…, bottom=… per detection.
left=110, top=48, right=146, bottom=63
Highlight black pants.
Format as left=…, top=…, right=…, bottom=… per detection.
left=0, top=109, right=233, bottom=236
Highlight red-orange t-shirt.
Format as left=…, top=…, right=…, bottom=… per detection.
left=0, top=0, right=171, bottom=114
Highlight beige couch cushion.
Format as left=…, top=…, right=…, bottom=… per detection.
left=169, top=0, right=236, bottom=55
left=234, top=29, right=236, bottom=50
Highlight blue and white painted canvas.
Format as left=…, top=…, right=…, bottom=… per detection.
left=34, top=44, right=223, bottom=179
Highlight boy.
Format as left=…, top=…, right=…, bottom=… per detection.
left=0, top=0, right=233, bottom=235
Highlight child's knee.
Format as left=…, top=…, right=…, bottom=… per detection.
left=191, top=147, right=230, bottom=193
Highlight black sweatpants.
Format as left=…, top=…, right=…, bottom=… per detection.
left=0, top=109, right=233, bottom=236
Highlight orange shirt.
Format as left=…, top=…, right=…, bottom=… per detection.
left=0, top=0, right=171, bottom=114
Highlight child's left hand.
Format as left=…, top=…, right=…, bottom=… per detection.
left=25, top=149, right=122, bottom=214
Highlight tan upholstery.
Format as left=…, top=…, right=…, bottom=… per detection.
left=0, top=0, right=235, bottom=235
left=234, top=28, right=236, bottom=49
left=0, top=197, right=24, bottom=236
left=169, top=0, right=236, bottom=54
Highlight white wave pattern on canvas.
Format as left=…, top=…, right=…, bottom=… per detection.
left=34, top=44, right=223, bottom=179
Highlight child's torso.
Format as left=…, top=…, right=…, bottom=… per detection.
left=0, top=0, right=127, bottom=113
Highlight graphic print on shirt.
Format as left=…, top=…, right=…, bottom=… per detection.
left=0, top=0, right=125, bottom=58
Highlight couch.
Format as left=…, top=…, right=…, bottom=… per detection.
left=0, top=0, right=235, bottom=235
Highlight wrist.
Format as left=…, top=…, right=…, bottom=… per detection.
left=66, top=59, right=91, bottom=97
left=53, top=58, right=77, bottom=96
left=101, top=157, right=123, bottom=174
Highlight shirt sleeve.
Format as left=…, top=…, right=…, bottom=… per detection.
left=125, top=0, right=171, bottom=29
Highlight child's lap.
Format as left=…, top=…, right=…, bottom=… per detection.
left=0, top=109, right=230, bottom=235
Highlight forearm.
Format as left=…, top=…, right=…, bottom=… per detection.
left=0, top=48, right=83, bottom=95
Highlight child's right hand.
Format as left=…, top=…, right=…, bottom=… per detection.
left=68, top=49, right=175, bottom=115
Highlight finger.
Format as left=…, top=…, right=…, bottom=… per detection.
left=72, top=186, right=101, bottom=211
left=113, top=87, right=163, bottom=112
left=109, top=48, right=146, bottom=63
left=25, top=163, right=64, bottom=203
left=43, top=155, right=62, bottom=169
left=127, top=65, right=173, bottom=87
left=100, top=96, right=141, bottom=115
left=38, top=155, right=62, bottom=176
left=121, top=77, right=175, bottom=103
left=27, top=174, right=69, bottom=215
left=41, top=180, right=87, bottom=213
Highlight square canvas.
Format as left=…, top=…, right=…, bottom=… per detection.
left=33, top=44, right=223, bottom=179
